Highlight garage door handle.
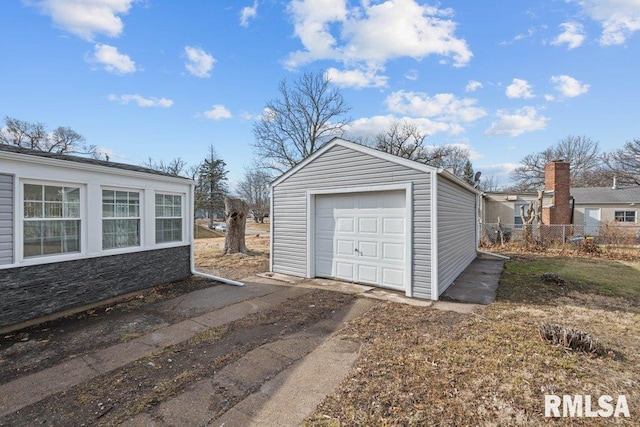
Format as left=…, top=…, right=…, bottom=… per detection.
left=354, top=248, right=359, bottom=254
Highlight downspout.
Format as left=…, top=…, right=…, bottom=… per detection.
left=189, top=182, right=244, bottom=287
left=570, top=196, right=575, bottom=225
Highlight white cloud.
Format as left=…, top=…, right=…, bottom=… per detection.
left=485, top=106, right=548, bottom=137
left=347, top=115, right=460, bottom=139
left=31, top=0, right=135, bottom=41
left=551, top=74, right=590, bottom=97
left=578, top=0, right=640, bottom=45
left=544, top=94, right=555, bottom=101
left=285, top=0, right=472, bottom=80
left=552, top=22, right=586, bottom=49
left=107, top=94, right=173, bottom=108
left=325, top=67, right=388, bottom=88
left=405, top=69, right=419, bottom=81
left=240, top=1, right=258, bottom=27
left=184, top=46, right=215, bottom=78
left=203, top=104, right=232, bottom=120
left=465, top=80, right=483, bottom=92
left=385, top=90, right=487, bottom=124
left=506, top=78, right=534, bottom=99
left=90, top=44, right=136, bottom=74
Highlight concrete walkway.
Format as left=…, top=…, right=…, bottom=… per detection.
left=1, top=255, right=503, bottom=425
left=0, top=282, right=313, bottom=418
left=441, top=253, right=506, bottom=304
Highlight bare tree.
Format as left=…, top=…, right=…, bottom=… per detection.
left=510, top=135, right=605, bottom=190
left=142, top=157, right=187, bottom=176
left=252, top=70, right=351, bottom=174
left=237, top=166, right=271, bottom=223
left=1, top=116, right=98, bottom=157
left=374, top=119, right=427, bottom=160
left=372, top=119, right=473, bottom=178
left=478, top=176, right=503, bottom=192
left=604, top=138, right=640, bottom=185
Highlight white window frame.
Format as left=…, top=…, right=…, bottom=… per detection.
left=155, top=192, right=184, bottom=244
left=614, top=210, right=637, bottom=223
left=19, top=180, right=86, bottom=263
left=101, top=188, right=143, bottom=250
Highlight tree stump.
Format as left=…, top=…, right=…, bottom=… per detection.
left=224, top=197, right=249, bottom=254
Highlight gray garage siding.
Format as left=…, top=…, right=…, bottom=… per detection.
left=437, top=175, right=477, bottom=294
left=272, top=143, right=434, bottom=298
left=0, top=174, right=13, bottom=265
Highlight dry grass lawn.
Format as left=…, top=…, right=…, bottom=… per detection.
left=194, top=234, right=269, bottom=280
left=306, top=254, right=640, bottom=426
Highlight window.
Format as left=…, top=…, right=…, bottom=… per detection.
left=514, top=202, right=528, bottom=228
left=155, top=194, right=183, bottom=243
left=614, top=211, right=637, bottom=223
left=23, top=184, right=81, bottom=257
left=102, top=190, right=140, bottom=249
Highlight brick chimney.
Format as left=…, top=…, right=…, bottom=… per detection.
left=542, top=160, right=571, bottom=225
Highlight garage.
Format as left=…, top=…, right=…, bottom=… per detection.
left=314, top=190, right=407, bottom=290
left=270, top=137, right=479, bottom=301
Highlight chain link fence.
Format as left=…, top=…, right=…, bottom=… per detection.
left=479, top=222, right=640, bottom=247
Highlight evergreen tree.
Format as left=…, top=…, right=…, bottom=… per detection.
left=195, top=145, right=228, bottom=225
left=462, top=160, right=475, bottom=185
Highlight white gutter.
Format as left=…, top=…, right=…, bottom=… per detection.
left=188, top=183, right=244, bottom=287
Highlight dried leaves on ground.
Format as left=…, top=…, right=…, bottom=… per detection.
left=307, top=254, right=640, bottom=426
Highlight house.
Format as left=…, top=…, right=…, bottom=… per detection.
left=571, top=186, right=640, bottom=235
left=0, top=145, right=196, bottom=330
left=269, top=137, right=481, bottom=301
left=482, top=160, right=640, bottom=240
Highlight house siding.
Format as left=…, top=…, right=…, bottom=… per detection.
left=0, top=174, right=13, bottom=265
left=437, top=175, right=477, bottom=294
left=0, top=245, right=191, bottom=328
left=272, top=144, right=434, bottom=299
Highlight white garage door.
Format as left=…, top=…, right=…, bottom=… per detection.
left=315, top=190, right=407, bottom=290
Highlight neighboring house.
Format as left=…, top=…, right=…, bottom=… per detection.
left=571, top=186, right=640, bottom=235
left=0, top=145, right=195, bottom=330
left=270, top=137, right=481, bottom=301
left=483, top=160, right=640, bottom=238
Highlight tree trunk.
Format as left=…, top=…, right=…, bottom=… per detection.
left=224, top=197, right=249, bottom=254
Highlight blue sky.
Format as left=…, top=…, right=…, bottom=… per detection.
left=1, top=0, right=639, bottom=188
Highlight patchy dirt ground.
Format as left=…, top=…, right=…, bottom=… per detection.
left=1, top=290, right=354, bottom=426
left=306, top=255, right=640, bottom=426
left=194, top=234, right=269, bottom=280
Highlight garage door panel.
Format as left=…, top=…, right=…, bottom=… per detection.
left=357, top=264, right=378, bottom=284
left=336, top=217, right=354, bottom=232
left=384, top=191, right=406, bottom=208
left=336, top=261, right=355, bottom=279
left=316, top=217, right=335, bottom=232
left=316, top=259, right=333, bottom=277
left=316, top=237, right=333, bottom=255
left=336, top=239, right=354, bottom=256
left=382, top=242, right=404, bottom=261
left=382, top=217, right=404, bottom=235
left=358, top=240, right=378, bottom=258
left=382, top=268, right=404, bottom=287
left=358, top=217, right=378, bottom=233
left=335, top=197, right=355, bottom=209
left=315, top=190, right=406, bottom=291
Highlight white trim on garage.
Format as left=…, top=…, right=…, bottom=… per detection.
left=430, top=171, right=439, bottom=300
left=306, top=183, right=413, bottom=297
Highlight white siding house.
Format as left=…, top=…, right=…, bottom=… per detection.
left=270, top=138, right=480, bottom=301
left=0, top=146, right=196, bottom=330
